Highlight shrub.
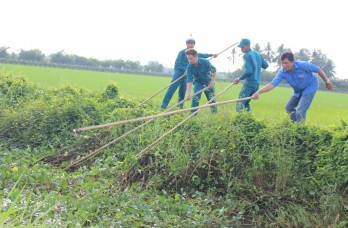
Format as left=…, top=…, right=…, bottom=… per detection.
left=100, top=82, right=118, bottom=101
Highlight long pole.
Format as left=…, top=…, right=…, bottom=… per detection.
left=137, top=73, right=186, bottom=107
left=207, top=42, right=238, bottom=60
left=137, top=41, right=238, bottom=106
left=74, top=96, right=249, bottom=132
left=135, top=82, right=239, bottom=158
left=74, top=85, right=210, bottom=133
left=64, top=86, right=212, bottom=170
left=66, top=42, right=240, bottom=169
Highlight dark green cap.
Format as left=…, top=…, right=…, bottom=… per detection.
left=237, top=38, right=250, bottom=48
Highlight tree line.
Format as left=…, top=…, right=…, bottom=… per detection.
left=1, top=45, right=347, bottom=93
left=0, top=47, right=165, bottom=73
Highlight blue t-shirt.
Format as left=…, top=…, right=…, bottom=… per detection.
left=174, top=49, right=212, bottom=74
left=186, top=58, right=216, bottom=84
left=271, top=61, right=320, bottom=97
left=239, top=49, right=269, bottom=87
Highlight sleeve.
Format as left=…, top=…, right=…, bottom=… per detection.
left=201, top=58, right=216, bottom=73
left=198, top=53, right=213, bottom=58
left=209, top=62, right=216, bottom=73
left=186, top=65, right=193, bottom=82
left=174, top=50, right=187, bottom=72
left=261, top=58, right=269, bottom=69
left=239, top=55, right=253, bottom=80
left=299, top=61, right=320, bottom=73
left=270, top=71, right=283, bottom=87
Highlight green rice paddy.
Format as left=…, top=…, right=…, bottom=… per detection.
left=1, top=63, right=347, bottom=126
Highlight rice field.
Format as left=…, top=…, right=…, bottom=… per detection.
left=1, top=63, right=347, bottom=126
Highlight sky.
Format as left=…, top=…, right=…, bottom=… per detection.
left=1, top=0, right=347, bottom=79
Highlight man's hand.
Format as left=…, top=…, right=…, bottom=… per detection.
left=326, top=81, right=334, bottom=91
left=212, top=54, right=218, bottom=58
left=233, top=78, right=240, bottom=85
left=208, top=80, right=215, bottom=88
left=251, top=91, right=260, bottom=100
left=186, top=94, right=192, bottom=100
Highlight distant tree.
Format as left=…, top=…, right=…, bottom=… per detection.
left=74, top=55, right=90, bottom=66
left=100, top=60, right=116, bottom=69
left=260, top=70, right=276, bottom=84
left=263, top=42, right=275, bottom=63
left=114, top=59, right=126, bottom=70
left=254, top=43, right=272, bottom=67
left=226, top=68, right=244, bottom=81
left=294, top=48, right=311, bottom=61
left=8, top=52, right=18, bottom=60
left=321, top=59, right=336, bottom=79
left=124, top=60, right=142, bottom=71
left=19, top=49, right=45, bottom=62
left=311, top=49, right=325, bottom=65
left=227, top=47, right=237, bottom=64
left=253, top=43, right=261, bottom=52
left=87, top=57, right=100, bottom=67
left=311, top=50, right=336, bottom=79
left=0, top=46, right=10, bottom=59
left=272, top=44, right=290, bottom=72
left=144, top=61, right=164, bottom=72
left=50, top=51, right=75, bottom=64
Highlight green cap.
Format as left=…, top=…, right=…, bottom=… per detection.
left=237, top=38, right=250, bottom=48
left=186, top=37, right=195, bottom=43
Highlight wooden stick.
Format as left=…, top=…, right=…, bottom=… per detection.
left=65, top=83, right=241, bottom=169
left=137, top=41, right=238, bottom=106
left=137, top=73, right=186, bottom=107
left=74, top=96, right=250, bottom=132
left=207, top=42, right=238, bottom=60
left=64, top=86, right=212, bottom=170
left=135, top=82, right=239, bottom=158
left=135, top=109, right=198, bottom=158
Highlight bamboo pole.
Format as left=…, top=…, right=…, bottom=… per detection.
left=137, top=73, right=186, bottom=107
left=207, top=42, right=238, bottom=60
left=65, top=84, right=245, bottom=170
left=135, top=82, right=241, bottom=158
left=137, top=41, right=238, bottom=106
left=73, top=86, right=211, bottom=133
left=74, top=96, right=249, bottom=132
left=64, top=86, right=212, bottom=170
left=66, top=42, right=239, bottom=169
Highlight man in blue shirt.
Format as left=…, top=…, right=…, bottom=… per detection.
left=251, top=51, right=333, bottom=122
left=233, top=38, right=269, bottom=112
left=185, top=48, right=217, bottom=113
left=160, top=37, right=217, bottom=110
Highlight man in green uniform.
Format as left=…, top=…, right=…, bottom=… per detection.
left=160, top=37, right=217, bottom=109
left=185, top=48, right=217, bottom=113
left=233, top=38, right=269, bottom=112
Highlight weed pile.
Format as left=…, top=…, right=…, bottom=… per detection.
left=1, top=73, right=347, bottom=226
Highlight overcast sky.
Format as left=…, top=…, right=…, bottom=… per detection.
left=1, top=0, right=347, bottom=79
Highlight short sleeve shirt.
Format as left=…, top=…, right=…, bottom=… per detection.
left=271, top=61, right=320, bottom=97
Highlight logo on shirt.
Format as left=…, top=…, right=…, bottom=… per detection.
left=298, top=74, right=304, bottom=79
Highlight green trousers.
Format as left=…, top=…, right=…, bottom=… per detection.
left=236, top=84, right=258, bottom=113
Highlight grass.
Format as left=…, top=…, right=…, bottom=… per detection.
left=1, top=66, right=347, bottom=226
left=1, top=63, right=347, bottom=126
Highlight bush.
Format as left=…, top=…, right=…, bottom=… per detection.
left=0, top=74, right=37, bottom=106
left=101, top=82, right=119, bottom=101
left=0, top=75, right=136, bottom=148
